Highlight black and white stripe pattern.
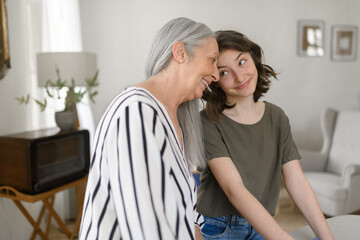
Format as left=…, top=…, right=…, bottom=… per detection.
left=79, top=88, right=203, bottom=240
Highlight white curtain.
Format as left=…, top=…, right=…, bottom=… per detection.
left=34, top=0, right=84, bottom=129
left=28, top=0, right=84, bottom=221
left=27, top=0, right=83, bottom=130
left=0, top=2, right=85, bottom=239
left=41, top=0, right=83, bottom=52
left=40, top=0, right=96, bottom=145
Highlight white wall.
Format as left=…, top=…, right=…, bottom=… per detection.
left=0, top=0, right=359, bottom=239
left=0, top=2, right=41, bottom=239
left=0, top=1, right=68, bottom=239
left=0, top=0, right=32, bottom=135
left=80, top=0, right=360, bottom=151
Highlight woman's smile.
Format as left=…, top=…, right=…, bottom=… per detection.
left=202, top=79, right=212, bottom=92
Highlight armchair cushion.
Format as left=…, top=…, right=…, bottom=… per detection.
left=342, top=164, right=360, bottom=186
left=305, top=172, right=347, bottom=201
left=299, top=149, right=327, bottom=172
left=305, top=172, right=347, bottom=216
left=327, top=111, right=360, bottom=175
left=300, top=108, right=360, bottom=216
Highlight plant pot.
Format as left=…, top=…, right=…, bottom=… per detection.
left=55, top=111, right=76, bottom=131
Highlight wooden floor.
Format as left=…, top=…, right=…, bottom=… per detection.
left=49, top=220, right=77, bottom=240
left=48, top=188, right=308, bottom=239
left=274, top=187, right=308, bottom=232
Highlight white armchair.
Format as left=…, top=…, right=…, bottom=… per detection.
left=299, top=108, right=360, bottom=216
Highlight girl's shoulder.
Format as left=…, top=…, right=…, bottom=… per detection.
left=264, top=101, right=289, bottom=122
left=265, top=101, right=286, bottom=114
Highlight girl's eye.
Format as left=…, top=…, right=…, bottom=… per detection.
left=220, top=70, right=228, bottom=77
left=239, top=59, right=246, bottom=65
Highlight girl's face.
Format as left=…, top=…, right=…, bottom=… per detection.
left=182, top=37, right=220, bottom=100
left=217, top=49, right=258, bottom=102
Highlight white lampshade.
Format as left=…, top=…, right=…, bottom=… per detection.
left=37, top=52, right=97, bottom=87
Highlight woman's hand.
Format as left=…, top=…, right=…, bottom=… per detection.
left=195, top=226, right=204, bottom=240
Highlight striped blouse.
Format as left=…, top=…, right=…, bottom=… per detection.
left=79, top=87, right=203, bottom=240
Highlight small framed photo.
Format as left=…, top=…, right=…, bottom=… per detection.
left=297, top=20, right=325, bottom=57
left=0, top=0, right=11, bottom=80
left=331, top=25, right=358, bottom=61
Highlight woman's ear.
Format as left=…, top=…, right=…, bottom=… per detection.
left=172, top=41, right=186, bottom=63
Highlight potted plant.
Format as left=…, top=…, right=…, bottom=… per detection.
left=16, top=67, right=99, bottom=130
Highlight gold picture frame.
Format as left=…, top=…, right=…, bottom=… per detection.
left=0, top=0, right=10, bottom=80
left=331, top=25, right=358, bottom=61
left=297, top=20, right=325, bottom=57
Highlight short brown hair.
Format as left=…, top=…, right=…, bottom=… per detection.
left=202, top=30, right=277, bottom=121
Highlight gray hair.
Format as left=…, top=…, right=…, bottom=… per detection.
left=146, top=17, right=214, bottom=170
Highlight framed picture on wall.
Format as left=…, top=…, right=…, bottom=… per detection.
left=0, top=0, right=10, bottom=80
left=331, top=25, right=358, bottom=61
left=297, top=20, right=325, bottom=57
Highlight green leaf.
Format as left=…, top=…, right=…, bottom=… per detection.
left=71, top=78, right=75, bottom=89
left=89, top=91, right=98, bottom=103
left=45, top=80, right=54, bottom=98
left=15, top=94, right=30, bottom=105
left=15, top=68, right=99, bottom=112
left=34, top=99, right=47, bottom=112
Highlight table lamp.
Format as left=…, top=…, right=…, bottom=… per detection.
left=36, top=52, right=98, bottom=130
left=37, top=52, right=97, bottom=88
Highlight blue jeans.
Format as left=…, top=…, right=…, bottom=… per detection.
left=201, top=215, right=265, bottom=240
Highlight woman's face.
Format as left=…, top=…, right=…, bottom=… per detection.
left=217, top=49, right=258, bottom=102
left=183, top=37, right=219, bottom=100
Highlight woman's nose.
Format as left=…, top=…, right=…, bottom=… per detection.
left=212, top=67, right=220, bottom=82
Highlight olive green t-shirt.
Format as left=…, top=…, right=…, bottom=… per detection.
left=197, top=102, right=301, bottom=217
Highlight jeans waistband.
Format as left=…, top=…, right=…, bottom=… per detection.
left=207, top=215, right=247, bottom=227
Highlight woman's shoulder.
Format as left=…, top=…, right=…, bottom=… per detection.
left=120, top=87, right=155, bottom=101
left=100, top=87, right=162, bottom=122
left=110, top=87, right=159, bottom=109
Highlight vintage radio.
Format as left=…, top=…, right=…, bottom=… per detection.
left=0, top=128, right=90, bottom=194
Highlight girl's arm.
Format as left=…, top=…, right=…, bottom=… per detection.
left=208, top=157, right=294, bottom=240
left=282, top=160, right=334, bottom=240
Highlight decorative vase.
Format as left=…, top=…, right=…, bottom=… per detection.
left=55, top=111, right=76, bottom=131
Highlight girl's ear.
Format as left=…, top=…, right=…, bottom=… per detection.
left=172, top=41, right=186, bottom=63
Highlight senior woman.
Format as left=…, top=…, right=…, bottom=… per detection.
left=79, top=17, right=219, bottom=240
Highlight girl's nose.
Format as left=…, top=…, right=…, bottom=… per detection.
left=234, top=71, right=242, bottom=83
